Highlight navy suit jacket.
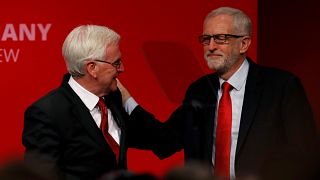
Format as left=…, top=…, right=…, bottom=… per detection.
left=23, top=74, right=129, bottom=180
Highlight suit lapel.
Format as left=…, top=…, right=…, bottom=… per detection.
left=236, top=61, right=263, bottom=157
left=71, top=104, right=110, bottom=150
left=104, top=90, right=126, bottom=129
left=202, top=74, right=220, bottom=163
left=104, top=91, right=128, bottom=168
left=60, top=74, right=110, bottom=151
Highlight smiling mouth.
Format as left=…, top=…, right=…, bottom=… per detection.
left=207, top=53, right=222, bottom=57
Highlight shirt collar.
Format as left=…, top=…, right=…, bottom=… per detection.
left=219, top=59, right=249, bottom=91
left=68, top=76, right=99, bottom=111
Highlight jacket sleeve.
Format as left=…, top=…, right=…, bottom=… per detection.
left=281, top=76, right=316, bottom=149
left=261, top=75, right=318, bottom=179
left=22, top=104, right=62, bottom=174
left=127, top=105, right=184, bottom=159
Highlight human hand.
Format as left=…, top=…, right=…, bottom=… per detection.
left=116, top=79, right=131, bottom=105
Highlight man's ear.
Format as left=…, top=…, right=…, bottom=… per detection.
left=240, top=36, right=251, bottom=54
left=86, top=61, right=98, bottom=78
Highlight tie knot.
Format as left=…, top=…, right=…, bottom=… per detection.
left=97, top=97, right=106, bottom=111
left=222, top=82, right=232, bottom=92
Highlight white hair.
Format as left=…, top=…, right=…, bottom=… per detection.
left=62, top=25, right=120, bottom=77
left=204, top=7, right=252, bottom=36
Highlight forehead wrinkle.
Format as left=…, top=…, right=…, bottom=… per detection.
left=203, top=15, right=235, bottom=35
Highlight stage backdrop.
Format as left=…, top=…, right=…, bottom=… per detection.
left=0, top=0, right=257, bottom=176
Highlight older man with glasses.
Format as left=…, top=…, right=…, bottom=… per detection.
left=119, top=6, right=317, bottom=180
left=23, top=25, right=130, bottom=180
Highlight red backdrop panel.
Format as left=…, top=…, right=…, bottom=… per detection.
left=0, top=0, right=257, bottom=176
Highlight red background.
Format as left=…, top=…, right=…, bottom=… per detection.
left=258, top=0, right=320, bottom=130
left=8, top=0, right=315, bottom=177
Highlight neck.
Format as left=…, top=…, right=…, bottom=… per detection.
left=220, top=57, right=245, bottom=80
left=73, top=76, right=107, bottom=97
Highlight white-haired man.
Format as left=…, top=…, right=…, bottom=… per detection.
left=23, top=25, right=128, bottom=180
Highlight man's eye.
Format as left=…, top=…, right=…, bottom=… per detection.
left=216, top=35, right=227, bottom=40
left=203, top=36, right=211, bottom=40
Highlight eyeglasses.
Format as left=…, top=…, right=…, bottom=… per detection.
left=198, top=34, right=245, bottom=45
left=93, top=58, right=122, bottom=69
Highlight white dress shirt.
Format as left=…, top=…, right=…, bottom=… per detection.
left=213, top=59, right=249, bottom=179
left=68, top=76, right=121, bottom=144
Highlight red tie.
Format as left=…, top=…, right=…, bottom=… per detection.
left=97, top=97, right=120, bottom=162
left=214, top=82, right=233, bottom=179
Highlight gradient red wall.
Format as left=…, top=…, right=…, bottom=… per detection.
left=258, top=0, right=320, bottom=130
left=0, top=0, right=257, bottom=176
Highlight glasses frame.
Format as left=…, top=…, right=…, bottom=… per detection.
left=92, top=58, right=122, bottom=69
left=198, top=34, right=246, bottom=45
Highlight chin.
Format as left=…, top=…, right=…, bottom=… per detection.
left=206, top=57, right=222, bottom=67
left=207, top=61, right=221, bottom=71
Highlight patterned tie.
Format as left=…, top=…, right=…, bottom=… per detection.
left=214, top=82, right=233, bottom=179
left=97, top=97, right=120, bottom=162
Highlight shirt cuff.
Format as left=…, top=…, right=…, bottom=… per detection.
left=124, top=97, right=138, bottom=115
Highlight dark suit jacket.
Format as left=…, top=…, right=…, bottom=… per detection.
left=129, top=59, right=317, bottom=179
left=22, top=74, right=129, bottom=180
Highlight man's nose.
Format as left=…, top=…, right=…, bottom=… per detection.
left=208, top=38, right=219, bottom=51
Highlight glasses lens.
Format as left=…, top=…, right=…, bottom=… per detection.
left=199, top=35, right=211, bottom=45
left=113, top=59, right=121, bottom=68
left=213, top=34, right=228, bottom=44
